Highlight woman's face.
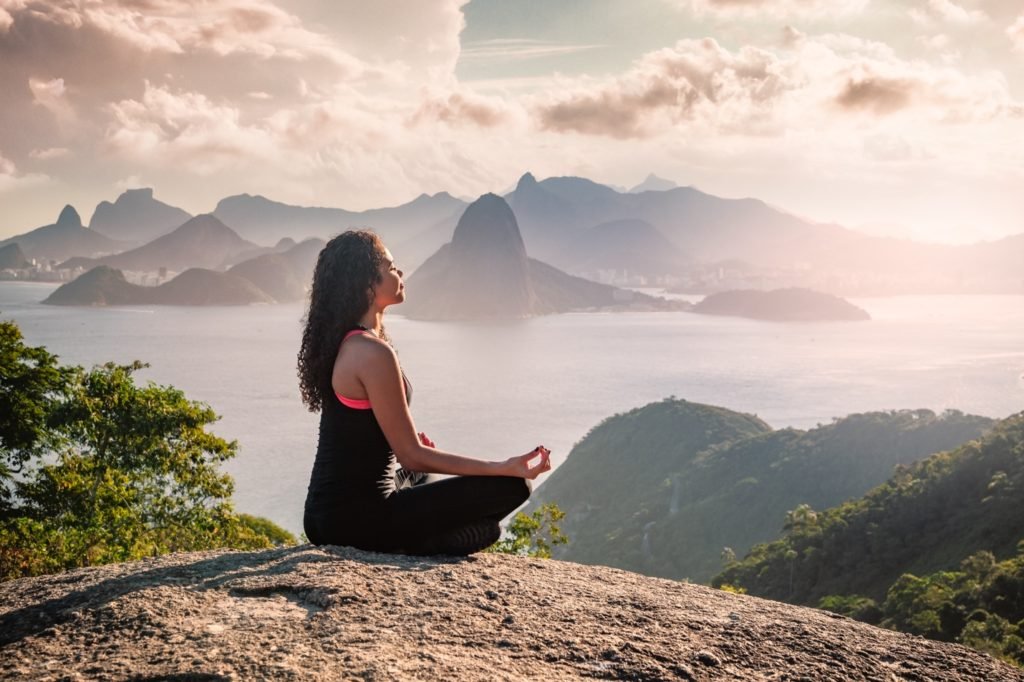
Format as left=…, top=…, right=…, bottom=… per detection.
left=371, top=246, right=405, bottom=308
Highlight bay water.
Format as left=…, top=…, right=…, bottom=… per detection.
left=3, top=281, right=1022, bottom=535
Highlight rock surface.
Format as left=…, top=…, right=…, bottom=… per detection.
left=2, top=545, right=1020, bottom=681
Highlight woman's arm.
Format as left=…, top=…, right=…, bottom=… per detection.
left=352, top=338, right=550, bottom=478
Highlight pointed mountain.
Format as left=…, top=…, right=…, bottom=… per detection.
left=88, top=188, right=192, bottom=243
left=61, top=215, right=259, bottom=273
left=0, top=243, right=30, bottom=269
left=401, top=194, right=675, bottom=320
left=629, top=174, right=679, bottom=193
left=0, top=206, right=122, bottom=263
left=57, top=205, right=82, bottom=227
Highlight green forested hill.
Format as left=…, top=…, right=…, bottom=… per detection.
left=529, top=401, right=993, bottom=582
left=528, top=399, right=772, bottom=572
left=713, top=412, right=1024, bottom=605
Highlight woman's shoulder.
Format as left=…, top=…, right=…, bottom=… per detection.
left=342, top=331, right=397, bottom=363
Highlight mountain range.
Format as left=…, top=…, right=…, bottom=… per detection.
left=4, top=176, right=1023, bottom=294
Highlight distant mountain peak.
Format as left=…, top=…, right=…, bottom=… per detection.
left=450, top=193, right=527, bottom=261
left=118, top=188, right=155, bottom=202
left=515, top=172, right=538, bottom=191
left=57, top=205, right=82, bottom=228
left=629, top=174, right=679, bottom=193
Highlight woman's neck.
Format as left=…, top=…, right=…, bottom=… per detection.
left=358, top=309, right=384, bottom=336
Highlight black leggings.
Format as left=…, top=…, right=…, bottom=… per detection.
left=304, top=475, right=532, bottom=556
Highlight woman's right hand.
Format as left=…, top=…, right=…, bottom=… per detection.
left=503, top=446, right=551, bottom=479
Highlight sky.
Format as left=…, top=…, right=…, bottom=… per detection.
left=1, top=0, right=1022, bottom=244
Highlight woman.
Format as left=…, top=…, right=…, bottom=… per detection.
left=299, top=230, right=551, bottom=555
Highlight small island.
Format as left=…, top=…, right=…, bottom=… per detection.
left=691, top=288, right=870, bottom=322
left=43, top=265, right=273, bottom=306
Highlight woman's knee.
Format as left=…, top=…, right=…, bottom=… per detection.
left=495, top=475, right=532, bottom=505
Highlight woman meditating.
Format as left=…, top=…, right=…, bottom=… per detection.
left=300, top=230, right=551, bottom=555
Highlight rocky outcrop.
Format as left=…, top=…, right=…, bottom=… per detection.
left=0, top=546, right=1018, bottom=681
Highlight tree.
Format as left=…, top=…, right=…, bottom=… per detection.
left=486, top=503, right=569, bottom=558
left=0, top=320, right=70, bottom=515
left=0, top=323, right=294, bottom=581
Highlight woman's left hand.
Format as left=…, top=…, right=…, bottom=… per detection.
left=418, top=432, right=435, bottom=448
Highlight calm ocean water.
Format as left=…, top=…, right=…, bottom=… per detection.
left=3, top=281, right=1023, bottom=535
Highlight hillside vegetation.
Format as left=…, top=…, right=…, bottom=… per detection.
left=529, top=399, right=993, bottom=583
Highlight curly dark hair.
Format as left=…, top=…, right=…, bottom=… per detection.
left=297, top=230, right=389, bottom=412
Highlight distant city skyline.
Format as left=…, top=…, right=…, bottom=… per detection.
left=1, top=0, right=1022, bottom=244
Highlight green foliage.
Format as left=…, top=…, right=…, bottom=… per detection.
left=237, top=513, right=297, bottom=547
left=713, top=413, right=1024, bottom=605
left=817, top=594, right=882, bottom=624
left=813, top=547, right=1024, bottom=667
left=486, top=502, right=568, bottom=558
left=0, top=320, right=72, bottom=514
left=0, top=320, right=293, bottom=581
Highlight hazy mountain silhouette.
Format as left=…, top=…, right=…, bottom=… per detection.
left=211, top=192, right=466, bottom=268
left=401, top=194, right=667, bottom=320
left=44, top=265, right=273, bottom=306
left=0, top=243, right=29, bottom=269
left=556, top=218, right=689, bottom=279
left=0, top=206, right=123, bottom=263
left=13, top=174, right=1022, bottom=293
left=225, top=238, right=323, bottom=303
left=88, top=189, right=192, bottom=244
left=692, top=288, right=871, bottom=321
left=629, top=174, right=679, bottom=193
left=60, top=215, right=258, bottom=273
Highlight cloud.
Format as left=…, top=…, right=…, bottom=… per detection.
left=536, top=38, right=796, bottom=139
left=104, top=82, right=280, bottom=174
left=672, top=0, right=869, bottom=19
left=0, top=151, right=48, bottom=192
left=9, top=0, right=365, bottom=72
left=835, top=73, right=917, bottom=114
left=533, top=32, right=1023, bottom=139
left=910, top=0, right=989, bottom=26
left=28, top=147, right=71, bottom=160
left=1009, top=14, right=1024, bottom=51
left=410, top=89, right=516, bottom=128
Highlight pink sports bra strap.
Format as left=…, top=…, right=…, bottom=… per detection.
left=336, top=393, right=372, bottom=410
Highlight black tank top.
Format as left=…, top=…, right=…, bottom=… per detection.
left=303, top=327, right=412, bottom=516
